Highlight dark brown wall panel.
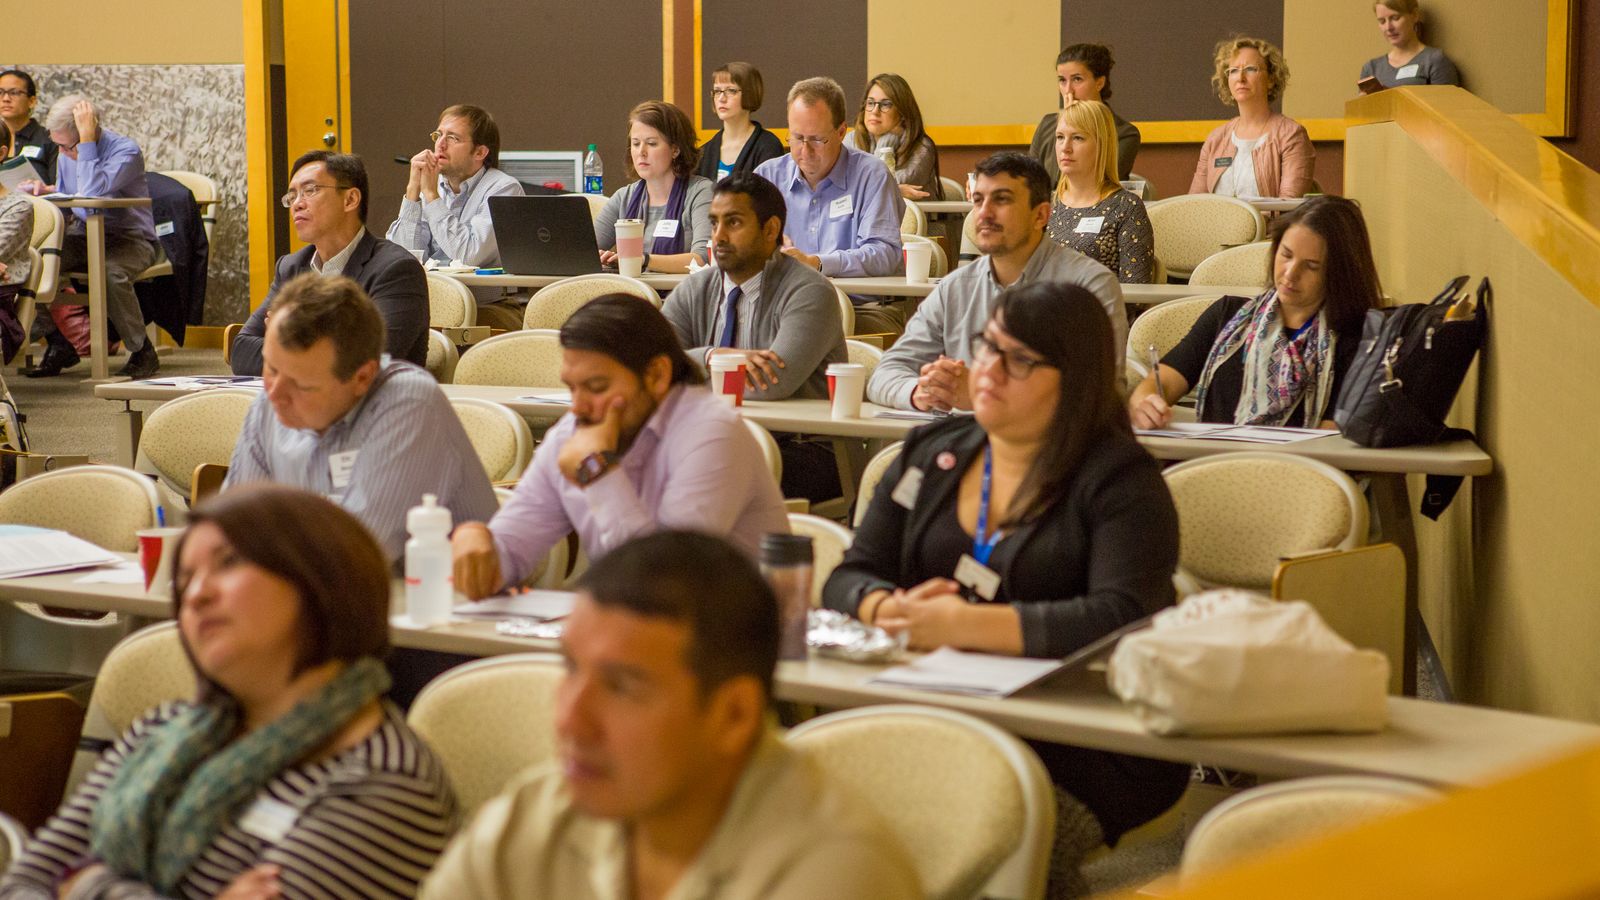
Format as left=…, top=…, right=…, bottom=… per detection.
left=1551, top=0, right=1599, bottom=170
left=699, top=0, right=868, bottom=131
left=1062, top=0, right=1283, bottom=122
left=351, top=0, right=662, bottom=236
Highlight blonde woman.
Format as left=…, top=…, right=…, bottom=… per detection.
left=1189, top=36, right=1314, bottom=199
left=1360, top=0, right=1460, bottom=87
left=1045, top=100, right=1154, bottom=283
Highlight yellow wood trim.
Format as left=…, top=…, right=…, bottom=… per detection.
left=336, top=0, right=351, bottom=149
left=661, top=0, right=674, bottom=101
left=692, top=0, right=703, bottom=128
left=242, top=0, right=274, bottom=312
left=1542, top=0, right=1574, bottom=136
left=1345, top=86, right=1600, bottom=310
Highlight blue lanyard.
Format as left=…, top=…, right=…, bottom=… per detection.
left=974, top=445, right=1002, bottom=566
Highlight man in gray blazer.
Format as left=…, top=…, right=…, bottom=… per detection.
left=661, top=172, right=845, bottom=498
left=231, top=151, right=428, bottom=376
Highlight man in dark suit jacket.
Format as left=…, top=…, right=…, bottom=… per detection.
left=231, top=151, right=427, bottom=376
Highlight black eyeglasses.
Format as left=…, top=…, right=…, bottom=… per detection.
left=863, top=99, right=896, bottom=112
left=0, top=89, right=28, bottom=100
left=971, top=332, right=1053, bottom=379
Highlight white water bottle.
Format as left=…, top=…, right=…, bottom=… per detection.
left=405, top=494, right=454, bottom=626
left=582, top=143, right=604, bottom=195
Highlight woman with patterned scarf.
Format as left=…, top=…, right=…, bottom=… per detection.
left=594, top=100, right=714, bottom=274
left=1129, top=196, right=1381, bottom=429
left=1, top=486, right=458, bottom=900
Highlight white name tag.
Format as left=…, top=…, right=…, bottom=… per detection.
left=237, top=794, right=299, bottom=844
left=954, top=553, right=1001, bottom=601
left=890, top=466, right=923, bottom=510
left=20, top=145, right=40, bottom=159
left=155, top=220, right=175, bottom=237
left=653, top=218, right=680, bottom=239
left=1074, top=216, right=1105, bottom=234
left=1396, top=64, right=1420, bottom=80
left=329, top=449, right=360, bottom=490
left=828, top=195, right=854, bottom=219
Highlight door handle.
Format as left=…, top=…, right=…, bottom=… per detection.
left=322, top=132, right=338, bottom=147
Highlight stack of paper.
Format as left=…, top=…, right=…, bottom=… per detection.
left=143, top=375, right=263, bottom=390
left=517, top=391, right=572, bottom=406
left=0, top=155, right=45, bottom=190
left=1136, top=422, right=1337, bottom=444
left=452, top=589, right=577, bottom=621
left=870, top=647, right=1063, bottom=697
left=0, top=527, right=121, bottom=579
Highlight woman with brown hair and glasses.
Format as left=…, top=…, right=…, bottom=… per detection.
left=825, top=280, right=1184, bottom=895
left=696, top=61, right=785, bottom=182
left=0, top=486, right=458, bottom=900
left=847, top=73, right=939, bottom=201
left=594, top=100, right=713, bottom=274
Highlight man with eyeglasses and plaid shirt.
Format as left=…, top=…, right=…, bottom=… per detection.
left=231, top=150, right=428, bottom=376
left=386, top=104, right=526, bottom=330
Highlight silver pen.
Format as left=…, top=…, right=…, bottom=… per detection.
left=1148, top=343, right=1164, bottom=398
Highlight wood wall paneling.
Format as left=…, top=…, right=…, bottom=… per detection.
left=697, top=0, right=868, bottom=132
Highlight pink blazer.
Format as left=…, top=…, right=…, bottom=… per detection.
left=1189, top=113, right=1315, bottom=198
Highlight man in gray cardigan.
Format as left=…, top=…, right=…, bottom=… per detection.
left=662, top=172, right=845, bottom=498
left=868, top=152, right=1126, bottom=412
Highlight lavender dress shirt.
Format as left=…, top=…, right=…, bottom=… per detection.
left=488, top=384, right=790, bottom=588
left=754, top=144, right=903, bottom=278
left=55, top=126, right=156, bottom=240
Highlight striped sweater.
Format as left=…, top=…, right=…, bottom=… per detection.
left=0, top=702, right=458, bottom=899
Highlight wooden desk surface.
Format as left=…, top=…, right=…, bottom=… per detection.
left=4, top=565, right=1593, bottom=788
left=45, top=197, right=153, bottom=210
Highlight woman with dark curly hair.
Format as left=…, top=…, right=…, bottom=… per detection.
left=1189, top=36, right=1315, bottom=199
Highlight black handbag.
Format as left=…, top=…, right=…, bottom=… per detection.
left=1333, top=275, right=1489, bottom=518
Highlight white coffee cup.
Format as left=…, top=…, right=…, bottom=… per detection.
left=708, top=355, right=747, bottom=406
left=615, top=218, right=645, bottom=277
left=827, top=362, right=868, bottom=420
left=904, top=242, right=934, bottom=284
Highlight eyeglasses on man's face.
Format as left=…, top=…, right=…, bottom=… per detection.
left=971, top=332, right=1053, bottom=380
left=863, top=99, right=895, bottom=113
left=789, top=134, right=835, bottom=149
left=0, top=89, right=29, bottom=100
left=430, top=130, right=467, bottom=146
left=279, top=183, right=350, bottom=207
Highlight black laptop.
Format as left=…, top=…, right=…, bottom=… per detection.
left=489, top=194, right=604, bottom=276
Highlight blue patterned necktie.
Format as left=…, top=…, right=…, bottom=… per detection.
left=718, top=284, right=743, bottom=348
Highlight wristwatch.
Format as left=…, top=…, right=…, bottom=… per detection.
left=575, top=450, right=620, bottom=487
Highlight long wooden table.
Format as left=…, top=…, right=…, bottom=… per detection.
left=3, top=563, right=1592, bottom=789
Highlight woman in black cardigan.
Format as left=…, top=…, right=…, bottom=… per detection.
left=695, top=61, right=785, bottom=182
left=824, top=281, right=1187, bottom=892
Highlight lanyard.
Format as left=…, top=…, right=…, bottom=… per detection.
left=973, top=444, right=1003, bottom=566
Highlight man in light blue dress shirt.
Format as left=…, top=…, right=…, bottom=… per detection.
left=387, top=104, right=525, bottom=329
left=755, top=77, right=906, bottom=337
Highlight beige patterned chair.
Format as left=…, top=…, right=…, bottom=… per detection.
left=744, top=419, right=782, bottom=487
left=157, top=170, right=219, bottom=243
left=1190, top=240, right=1273, bottom=290
left=407, top=654, right=565, bottom=817
left=136, top=388, right=257, bottom=505
left=902, top=233, right=948, bottom=278
left=453, top=329, right=563, bottom=388
left=786, top=512, right=853, bottom=608
left=426, top=272, right=477, bottom=328
left=787, top=705, right=1056, bottom=900
left=1180, top=776, right=1440, bottom=885
left=450, top=397, right=534, bottom=482
left=846, top=339, right=883, bottom=377
left=425, top=329, right=459, bottom=383
left=853, top=441, right=903, bottom=527
left=834, top=285, right=855, bottom=336
left=958, top=208, right=980, bottom=267
left=523, top=273, right=659, bottom=330
left=901, top=198, right=927, bottom=236
left=20, top=195, right=65, bottom=358
left=1163, top=451, right=1368, bottom=592
left=564, top=192, right=608, bottom=222
left=1146, top=195, right=1264, bottom=280
left=939, top=176, right=966, bottom=201
left=1123, top=294, right=1225, bottom=383
left=65, top=622, right=196, bottom=797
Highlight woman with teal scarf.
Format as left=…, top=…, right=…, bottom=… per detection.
left=1, top=486, right=458, bottom=899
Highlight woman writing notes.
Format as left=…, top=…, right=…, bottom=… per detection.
left=824, top=282, right=1183, bottom=895
left=847, top=73, right=939, bottom=200
left=1360, top=1, right=1461, bottom=89
left=594, top=101, right=712, bottom=274
left=1128, top=196, right=1381, bottom=430
left=1046, top=100, right=1155, bottom=283
left=695, top=61, right=785, bottom=181
left=1189, top=36, right=1314, bottom=199
left=0, top=486, right=457, bottom=899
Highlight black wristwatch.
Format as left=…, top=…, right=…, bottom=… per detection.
left=575, top=450, right=620, bottom=487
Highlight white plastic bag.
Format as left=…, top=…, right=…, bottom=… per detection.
left=1106, top=590, right=1389, bottom=736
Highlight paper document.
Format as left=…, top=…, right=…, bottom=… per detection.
left=869, top=647, right=1063, bottom=697
left=1136, top=423, right=1337, bottom=444
left=873, top=409, right=946, bottom=422
left=516, top=391, right=572, bottom=406
left=0, top=156, right=45, bottom=191
left=75, top=562, right=147, bottom=585
left=453, top=589, right=578, bottom=621
left=0, top=530, right=121, bottom=579
left=142, top=375, right=264, bottom=390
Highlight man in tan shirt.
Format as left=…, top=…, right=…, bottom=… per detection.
left=421, top=531, right=920, bottom=900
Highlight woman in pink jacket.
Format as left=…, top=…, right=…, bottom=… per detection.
left=1190, top=36, right=1315, bottom=199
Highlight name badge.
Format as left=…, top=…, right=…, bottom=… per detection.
left=1214, top=156, right=1233, bottom=168
left=329, top=449, right=360, bottom=490
left=653, top=218, right=680, bottom=239
left=1074, top=216, right=1105, bottom=234
left=155, top=220, right=175, bottom=237
left=890, top=466, right=923, bottom=510
left=828, top=195, right=854, bottom=219
left=237, top=794, right=299, bottom=844
left=953, top=553, right=1001, bottom=602
left=1395, top=64, right=1420, bottom=80
left=20, top=145, right=40, bottom=159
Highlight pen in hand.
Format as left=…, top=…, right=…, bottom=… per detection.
left=1147, top=344, right=1164, bottom=399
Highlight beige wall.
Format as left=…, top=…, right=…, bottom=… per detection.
left=1285, top=0, right=1547, bottom=122
left=20, top=0, right=243, bottom=64
left=1347, top=121, right=1600, bottom=720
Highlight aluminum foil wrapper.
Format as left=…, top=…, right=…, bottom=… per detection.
left=496, top=617, right=566, bottom=640
left=807, top=609, right=905, bottom=663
